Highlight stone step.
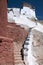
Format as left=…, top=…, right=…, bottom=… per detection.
left=14, top=51, right=21, bottom=52
left=13, top=42, right=25, bottom=65
left=14, top=54, right=21, bottom=56
left=14, top=55, right=22, bottom=57
left=14, top=46, right=22, bottom=49
left=14, top=60, right=23, bottom=63
left=14, top=43, right=22, bottom=47
left=14, top=56, right=22, bottom=60
left=15, top=62, right=25, bottom=65
left=14, top=49, right=21, bottom=52
left=15, top=63, right=25, bottom=65
left=14, top=48, right=22, bottom=51
left=14, top=52, right=21, bottom=55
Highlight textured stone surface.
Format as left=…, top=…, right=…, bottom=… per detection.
left=31, top=30, right=43, bottom=65
left=0, top=0, right=28, bottom=65
left=0, top=23, right=28, bottom=42
left=0, top=36, right=14, bottom=65
left=14, top=42, right=25, bottom=65
left=7, top=23, right=28, bottom=42
left=0, top=23, right=28, bottom=65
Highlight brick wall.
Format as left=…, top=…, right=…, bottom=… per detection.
left=0, top=36, right=14, bottom=65
left=0, top=0, right=28, bottom=65
left=6, top=24, right=28, bottom=42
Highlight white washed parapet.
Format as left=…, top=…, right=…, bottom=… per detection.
left=23, top=23, right=43, bottom=65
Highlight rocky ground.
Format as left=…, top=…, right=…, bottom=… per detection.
left=31, top=29, right=43, bottom=65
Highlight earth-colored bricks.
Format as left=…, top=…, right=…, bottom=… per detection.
left=0, top=36, right=14, bottom=65
left=0, top=0, right=28, bottom=65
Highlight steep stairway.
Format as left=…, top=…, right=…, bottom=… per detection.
left=14, top=42, right=25, bottom=65
left=0, top=22, right=28, bottom=65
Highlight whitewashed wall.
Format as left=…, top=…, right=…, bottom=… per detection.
left=21, top=6, right=37, bottom=20
left=13, top=8, right=20, bottom=17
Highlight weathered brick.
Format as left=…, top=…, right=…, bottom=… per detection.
left=0, top=36, right=14, bottom=65
left=0, top=0, right=28, bottom=65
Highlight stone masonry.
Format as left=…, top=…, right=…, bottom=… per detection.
left=0, top=0, right=28, bottom=65
left=0, top=36, right=14, bottom=65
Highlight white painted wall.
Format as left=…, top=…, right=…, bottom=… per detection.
left=21, top=6, right=37, bottom=20
left=13, top=15, right=36, bottom=28
left=23, top=22, right=43, bottom=65
left=13, top=8, right=20, bottom=17
left=32, top=22, right=43, bottom=33
left=8, top=11, right=14, bottom=20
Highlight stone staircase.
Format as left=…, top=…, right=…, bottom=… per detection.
left=14, top=42, right=25, bottom=65
left=0, top=22, right=28, bottom=65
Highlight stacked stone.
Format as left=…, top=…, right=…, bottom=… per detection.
left=31, top=30, right=43, bottom=65
left=0, top=0, right=28, bottom=65
left=0, top=36, right=14, bottom=65
left=7, top=23, right=28, bottom=42
left=14, top=42, right=25, bottom=65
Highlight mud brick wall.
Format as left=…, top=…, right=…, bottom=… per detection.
left=31, top=30, right=43, bottom=65
left=0, top=36, right=14, bottom=65
left=6, top=24, right=28, bottom=42
left=0, top=0, right=7, bottom=27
